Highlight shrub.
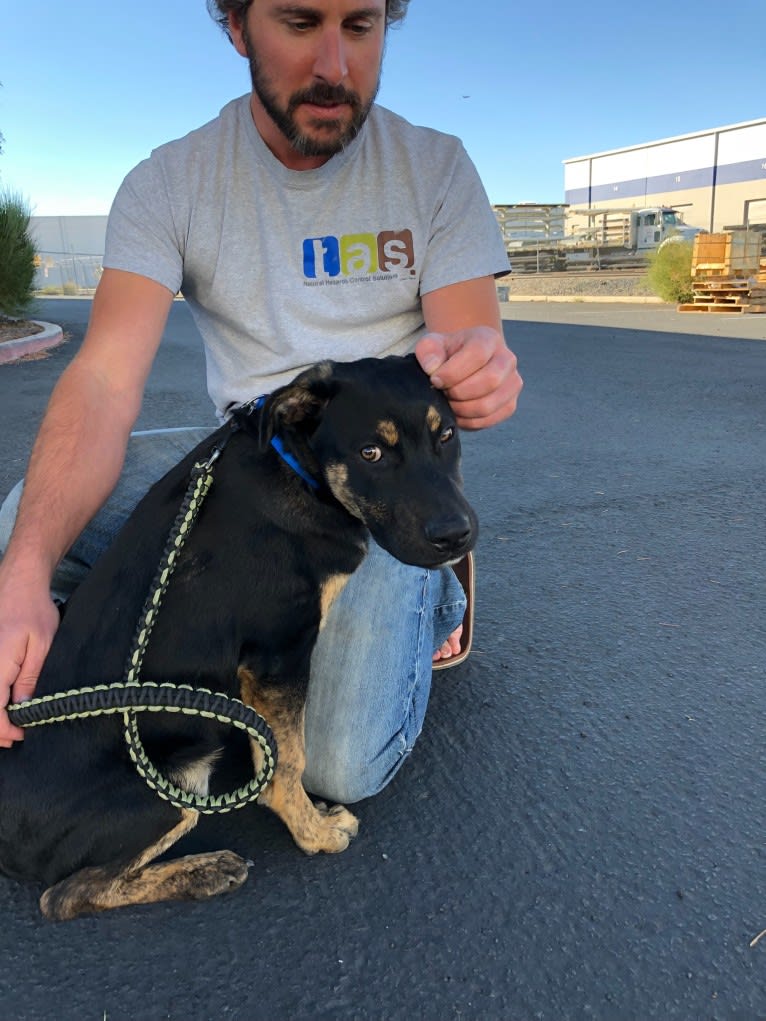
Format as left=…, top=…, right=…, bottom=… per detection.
left=0, top=188, right=36, bottom=316
left=644, top=239, right=695, bottom=303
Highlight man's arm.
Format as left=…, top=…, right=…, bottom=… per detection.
left=416, top=275, right=522, bottom=430
left=0, top=269, right=175, bottom=745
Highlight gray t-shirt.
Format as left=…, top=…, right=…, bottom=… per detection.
left=104, top=96, right=509, bottom=419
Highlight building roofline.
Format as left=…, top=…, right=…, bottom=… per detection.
left=563, top=117, right=766, bottom=165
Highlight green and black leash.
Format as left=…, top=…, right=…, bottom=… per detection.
left=8, top=433, right=277, bottom=814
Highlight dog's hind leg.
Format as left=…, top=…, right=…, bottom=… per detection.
left=239, top=668, right=359, bottom=855
left=40, top=809, right=249, bottom=921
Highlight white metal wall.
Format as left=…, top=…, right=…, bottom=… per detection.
left=564, top=119, right=766, bottom=232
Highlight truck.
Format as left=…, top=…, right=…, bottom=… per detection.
left=493, top=203, right=706, bottom=272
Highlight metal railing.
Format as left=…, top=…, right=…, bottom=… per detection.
left=33, top=250, right=103, bottom=293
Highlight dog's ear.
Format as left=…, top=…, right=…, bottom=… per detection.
left=260, top=361, right=338, bottom=447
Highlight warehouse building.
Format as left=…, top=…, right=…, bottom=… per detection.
left=564, top=118, right=766, bottom=235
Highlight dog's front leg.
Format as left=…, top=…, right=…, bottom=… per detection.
left=239, top=667, right=359, bottom=854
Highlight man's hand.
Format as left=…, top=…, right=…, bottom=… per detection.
left=0, top=567, right=60, bottom=747
left=415, top=326, right=523, bottom=430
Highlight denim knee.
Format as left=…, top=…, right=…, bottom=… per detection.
left=303, top=722, right=414, bottom=804
left=304, top=753, right=395, bottom=805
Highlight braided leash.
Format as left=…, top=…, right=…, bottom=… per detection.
left=124, top=461, right=215, bottom=685
left=8, top=438, right=277, bottom=812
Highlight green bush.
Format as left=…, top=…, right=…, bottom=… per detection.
left=0, top=188, right=36, bottom=316
left=644, top=239, right=695, bottom=303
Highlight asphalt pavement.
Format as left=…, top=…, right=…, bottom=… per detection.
left=0, top=297, right=764, bottom=1020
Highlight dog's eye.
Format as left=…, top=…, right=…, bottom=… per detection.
left=361, top=445, right=382, bottom=462
left=439, top=426, right=455, bottom=444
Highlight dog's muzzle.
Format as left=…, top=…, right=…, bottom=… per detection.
left=425, top=512, right=475, bottom=559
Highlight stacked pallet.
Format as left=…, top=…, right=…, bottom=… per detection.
left=678, top=231, right=765, bottom=313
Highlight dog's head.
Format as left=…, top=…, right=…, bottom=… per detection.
left=261, top=354, right=478, bottom=568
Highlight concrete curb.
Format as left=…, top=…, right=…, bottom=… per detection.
left=0, top=321, right=65, bottom=365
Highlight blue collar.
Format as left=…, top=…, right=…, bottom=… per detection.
left=250, top=396, right=320, bottom=491
left=269, top=433, right=320, bottom=491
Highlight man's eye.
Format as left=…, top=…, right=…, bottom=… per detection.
left=346, top=20, right=375, bottom=36
left=286, top=18, right=316, bottom=32
left=361, top=445, right=382, bottom=462
left=440, top=426, right=455, bottom=444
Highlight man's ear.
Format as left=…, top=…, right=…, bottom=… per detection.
left=260, top=361, right=338, bottom=447
left=227, top=11, right=248, bottom=57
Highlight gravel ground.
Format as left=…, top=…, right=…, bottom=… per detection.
left=498, top=271, right=656, bottom=298
left=0, top=316, right=43, bottom=342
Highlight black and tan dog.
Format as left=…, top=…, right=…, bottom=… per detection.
left=0, top=354, right=477, bottom=920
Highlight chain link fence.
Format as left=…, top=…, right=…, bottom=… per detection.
left=34, top=250, right=103, bottom=294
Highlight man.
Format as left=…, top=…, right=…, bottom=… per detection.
left=0, top=0, right=522, bottom=802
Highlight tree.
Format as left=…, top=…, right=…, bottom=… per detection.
left=0, top=188, right=37, bottom=317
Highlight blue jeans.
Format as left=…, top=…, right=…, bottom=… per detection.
left=0, top=428, right=466, bottom=804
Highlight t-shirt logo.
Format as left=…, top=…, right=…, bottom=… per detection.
left=303, top=229, right=415, bottom=280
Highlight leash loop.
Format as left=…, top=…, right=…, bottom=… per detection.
left=8, top=682, right=276, bottom=814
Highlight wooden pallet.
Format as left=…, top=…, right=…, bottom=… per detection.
left=678, top=269, right=766, bottom=313
left=692, top=266, right=753, bottom=280
left=692, top=286, right=766, bottom=303
left=693, top=279, right=753, bottom=293
left=691, top=231, right=761, bottom=279
left=678, top=302, right=766, bottom=314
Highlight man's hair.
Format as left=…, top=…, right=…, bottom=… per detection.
left=206, top=0, right=410, bottom=40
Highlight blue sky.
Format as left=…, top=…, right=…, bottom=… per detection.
left=1, top=0, right=765, bottom=215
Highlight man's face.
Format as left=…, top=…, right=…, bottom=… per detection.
left=230, top=1, right=386, bottom=167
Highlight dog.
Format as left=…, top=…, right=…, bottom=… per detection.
left=0, top=354, right=478, bottom=920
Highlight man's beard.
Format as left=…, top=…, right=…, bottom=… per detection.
left=243, top=31, right=379, bottom=157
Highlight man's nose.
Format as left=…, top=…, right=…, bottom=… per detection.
left=312, top=28, right=349, bottom=85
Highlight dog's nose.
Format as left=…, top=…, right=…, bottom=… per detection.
left=425, top=515, right=474, bottom=553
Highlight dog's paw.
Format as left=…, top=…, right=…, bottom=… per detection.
left=317, top=805, right=360, bottom=853
left=299, top=802, right=359, bottom=854
left=200, top=850, right=251, bottom=895
left=175, top=849, right=251, bottom=900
